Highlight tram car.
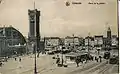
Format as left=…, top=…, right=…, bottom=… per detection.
left=103, top=51, right=110, bottom=59
left=76, top=53, right=93, bottom=62
left=109, top=55, right=119, bottom=64
left=48, top=51, right=55, bottom=55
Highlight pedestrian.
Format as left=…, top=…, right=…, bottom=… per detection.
left=0, top=62, right=3, bottom=67
left=57, top=55, right=59, bottom=58
left=96, top=58, right=98, bottom=62
left=85, top=59, right=87, bottom=63
left=82, top=60, right=86, bottom=68
left=15, top=57, right=17, bottom=61
left=95, top=56, right=97, bottom=61
left=56, top=58, right=60, bottom=64
left=61, top=58, right=64, bottom=65
left=106, top=60, right=109, bottom=64
left=75, top=57, right=79, bottom=67
left=19, top=58, right=21, bottom=62
left=92, top=56, right=94, bottom=61
left=99, top=56, right=102, bottom=62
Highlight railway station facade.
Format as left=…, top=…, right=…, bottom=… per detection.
left=0, top=26, right=26, bottom=57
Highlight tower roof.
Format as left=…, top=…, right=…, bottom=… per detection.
left=107, top=26, right=111, bottom=31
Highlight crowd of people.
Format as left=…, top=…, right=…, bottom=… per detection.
left=75, top=55, right=103, bottom=67
left=0, top=56, right=22, bottom=67
left=55, top=54, right=103, bottom=67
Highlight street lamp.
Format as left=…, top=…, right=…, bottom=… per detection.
left=60, top=40, right=64, bottom=66
left=88, top=32, right=90, bottom=56
left=88, top=36, right=90, bottom=53
left=32, top=43, right=37, bottom=74
left=72, top=34, right=75, bottom=51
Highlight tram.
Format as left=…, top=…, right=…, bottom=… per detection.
left=109, top=55, right=119, bottom=64
left=103, top=51, right=110, bottom=59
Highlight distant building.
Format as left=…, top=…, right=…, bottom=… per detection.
left=0, top=26, right=26, bottom=57
left=103, top=37, right=107, bottom=47
left=111, top=35, right=118, bottom=47
left=73, top=37, right=79, bottom=46
left=64, top=36, right=80, bottom=47
left=39, top=40, right=45, bottom=53
left=94, top=35, right=103, bottom=47
left=64, top=36, right=74, bottom=46
left=79, top=37, right=84, bottom=46
left=91, top=38, right=94, bottom=47
left=85, top=36, right=94, bottom=47
left=44, top=37, right=61, bottom=50
left=107, top=27, right=112, bottom=46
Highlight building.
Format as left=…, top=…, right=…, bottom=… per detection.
left=65, top=36, right=80, bottom=46
left=44, top=37, right=61, bottom=50
left=0, top=26, right=26, bottom=57
left=79, top=37, right=84, bottom=46
left=65, top=51, right=88, bottom=63
left=111, top=35, right=118, bottom=48
left=28, top=9, right=40, bottom=42
left=39, top=40, right=45, bottom=53
left=64, top=36, right=80, bottom=50
left=94, top=35, right=103, bottom=47
left=64, top=36, right=74, bottom=46
left=91, top=38, right=94, bottom=47
left=28, top=10, right=35, bottom=41
left=74, top=37, right=80, bottom=46
left=84, top=36, right=94, bottom=47
left=107, top=26, right=112, bottom=46
left=28, top=9, right=41, bottom=53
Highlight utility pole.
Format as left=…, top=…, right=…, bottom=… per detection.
left=88, top=33, right=90, bottom=53
left=34, top=43, right=37, bottom=74
left=11, top=26, right=13, bottom=56
left=61, top=39, right=63, bottom=66
left=73, top=34, right=75, bottom=51
left=34, top=1, right=37, bottom=74
left=3, top=26, right=6, bottom=56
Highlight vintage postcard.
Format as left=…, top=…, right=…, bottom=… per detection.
left=0, top=0, right=119, bottom=74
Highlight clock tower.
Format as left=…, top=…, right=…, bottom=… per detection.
left=28, top=9, right=40, bottom=42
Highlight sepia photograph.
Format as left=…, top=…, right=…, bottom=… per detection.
left=0, top=0, right=119, bottom=74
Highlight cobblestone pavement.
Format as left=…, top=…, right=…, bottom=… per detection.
left=0, top=52, right=119, bottom=74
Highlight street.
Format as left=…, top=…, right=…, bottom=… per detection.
left=0, top=50, right=119, bottom=74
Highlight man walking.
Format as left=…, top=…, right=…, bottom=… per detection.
left=75, top=57, right=80, bottom=67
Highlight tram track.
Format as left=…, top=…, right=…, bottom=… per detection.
left=98, top=64, right=113, bottom=74
left=21, top=60, right=54, bottom=74
left=87, top=61, right=107, bottom=73
left=69, top=60, right=107, bottom=74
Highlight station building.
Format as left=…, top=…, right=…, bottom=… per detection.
left=0, top=26, right=26, bottom=57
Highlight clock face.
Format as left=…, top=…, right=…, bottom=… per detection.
left=30, top=15, right=35, bottom=21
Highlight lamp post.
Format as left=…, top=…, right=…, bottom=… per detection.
left=88, top=36, right=90, bottom=53
left=61, top=40, right=64, bottom=66
left=72, top=34, right=75, bottom=51
left=32, top=43, right=37, bottom=74
left=88, top=32, right=90, bottom=55
left=34, top=45, right=37, bottom=74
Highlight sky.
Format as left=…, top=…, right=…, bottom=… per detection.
left=0, top=0, right=118, bottom=37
